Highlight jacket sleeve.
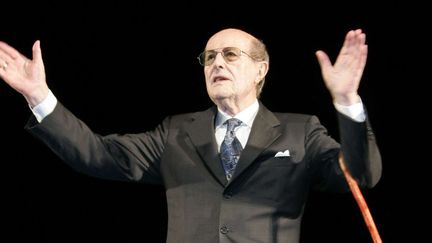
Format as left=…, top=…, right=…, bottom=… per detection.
left=25, top=101, right=168, bottom=185
left=337, top=111, right=382, bottom=188
left=306, top=110, right=382, bottom=192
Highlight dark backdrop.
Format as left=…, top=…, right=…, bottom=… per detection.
left=1, top=1, right=426, bottom=242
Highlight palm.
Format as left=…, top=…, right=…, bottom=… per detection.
left=0, top=40, right=48, bottom=105
left=316, top=29, right=367, bottom=104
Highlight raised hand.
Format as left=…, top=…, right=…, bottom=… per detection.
left=0, top=40, right=49, bottom=107
left=315, top=29, right=368, bottom=105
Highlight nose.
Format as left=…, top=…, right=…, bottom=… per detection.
left=212, top=52, right=226, bottom=67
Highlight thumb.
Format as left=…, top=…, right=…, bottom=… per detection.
left=315, top=50, right=331, bottom=70
left=32, top=40, right=43, bottom=62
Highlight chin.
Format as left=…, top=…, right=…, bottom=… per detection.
left=212, top=90, right=234, bottom=100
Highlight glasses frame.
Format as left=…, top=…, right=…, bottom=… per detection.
left=197, top=47, right=254, bottom=66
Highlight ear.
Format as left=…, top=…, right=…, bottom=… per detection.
left=255, top=61, right=269, bottom=84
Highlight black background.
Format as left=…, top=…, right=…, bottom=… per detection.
left=1, top=1, right=427, bottom=242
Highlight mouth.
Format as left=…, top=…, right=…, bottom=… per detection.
left=212, top=75, right=230, bottom=83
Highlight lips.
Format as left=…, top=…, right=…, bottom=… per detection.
left=212, top=75, right=230, bottom=83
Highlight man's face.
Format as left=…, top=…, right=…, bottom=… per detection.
left=203, top=29, right=261, bottom=106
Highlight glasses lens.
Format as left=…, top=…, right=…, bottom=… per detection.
left=198, top=53, right=205, bottom=66
left=198, top=51, right=214, bottom=66
left=222, top=47, right=241, bottom=62
left=198, top=47, right=243, bottom=66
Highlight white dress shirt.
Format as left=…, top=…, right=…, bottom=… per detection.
left=215, top=100, right=260, bottom=151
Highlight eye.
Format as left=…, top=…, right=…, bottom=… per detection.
left=205, top=51, right=216, bottom=62
left=223, top=48, right=241, bottom=61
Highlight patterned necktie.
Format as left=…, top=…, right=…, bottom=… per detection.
left=220, top=118, right=243, bottom=181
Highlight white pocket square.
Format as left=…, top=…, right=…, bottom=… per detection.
left=274, top=150, right=290, bottom=157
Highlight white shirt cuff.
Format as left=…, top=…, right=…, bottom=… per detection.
left=334, top=100, right=366, bottom=122
left=30, top=89, right=58, bottom=123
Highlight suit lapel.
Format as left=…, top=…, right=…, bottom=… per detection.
left=229, top=103, right=281, bottom=183
left=185, top=107, right=228, bottom=186
left=185, top=103, right=281, bottom=187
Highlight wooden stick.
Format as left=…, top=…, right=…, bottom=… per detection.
left=339, top=154, right=382, bottom=243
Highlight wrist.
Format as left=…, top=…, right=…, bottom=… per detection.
left=333, top=93, right=361, bottom=106
left=24, top=86, right=50, bottom=108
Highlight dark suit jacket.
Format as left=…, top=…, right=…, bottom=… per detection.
left=26, top=101, right=381, bottom=243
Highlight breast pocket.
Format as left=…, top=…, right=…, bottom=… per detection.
left=258, top=149, right=304, bottom=167
left=259, top=156, right=299, bottom=167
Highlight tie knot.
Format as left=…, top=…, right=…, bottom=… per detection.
left=225, top=118, right=242, bottom=132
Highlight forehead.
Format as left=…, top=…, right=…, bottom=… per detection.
left=205, top=29, right=254, bottom=51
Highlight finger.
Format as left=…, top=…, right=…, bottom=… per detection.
left=358, top=44, right=368, bottom=73
left=0, top=48, right=15, bottom=64
left=335, top=30, right=356, bottom=61
left=0, top=41, right=21, bottom=60
left=0, top=58, right=7, bottom=70
left=0, top=61, right=8, bottom=76
left=351, top=29, right=365, bottom=49
left=347, top=30, right=365, bottom=59
left=344, top=30, right=356, bottom=51
left=352, top=31, right=367, bottom=71
left=356, top=29, right=366, bottom=47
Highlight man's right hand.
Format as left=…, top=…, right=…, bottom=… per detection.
left=0, top=40, right=49, bottom=107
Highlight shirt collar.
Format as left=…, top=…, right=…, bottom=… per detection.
left=215, top=100, right=259, bottom=129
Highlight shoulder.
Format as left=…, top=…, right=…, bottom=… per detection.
left=258, top=101, right=317, bottom=125
left=271, top=112, right=324, bottom=135
left=159, top=106, right=217, bottom=127
left=273, top=112, right=316, bottom=123
left=260, top=107, right=318, bottom=126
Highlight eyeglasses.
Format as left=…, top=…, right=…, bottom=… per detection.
left=197, top=47, right=254, bottom=66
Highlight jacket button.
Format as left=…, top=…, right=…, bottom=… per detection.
left=223, top=192, right=233, bottom=199
left=220, top=225, right=229, bottom=234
